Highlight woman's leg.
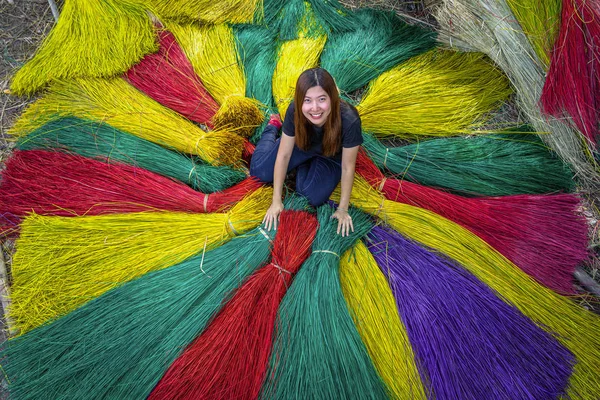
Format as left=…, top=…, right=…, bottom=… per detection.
left=295, top=156, right=342, bottom=206
left=250, top=125, right=314, bottom=183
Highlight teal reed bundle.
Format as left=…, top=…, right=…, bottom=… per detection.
left=260, top=204, right=389, bottom=399
left=321, top=9, right=437, bottom=94
left=305, top=0, right=359, bottom=36
left=234, top=24, right=278, bottom=108
left=361, top=132, right=575, bottom=196
left=0, top=196, right=309, bottom=400
left=17, top=117, right=246, bottom=193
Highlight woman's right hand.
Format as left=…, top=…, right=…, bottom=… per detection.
left=263, top=199, right=284, bottom=231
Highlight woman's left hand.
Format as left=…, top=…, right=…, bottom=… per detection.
left=331, top=208, right=354, bottom=237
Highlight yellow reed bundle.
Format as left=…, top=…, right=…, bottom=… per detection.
left=333, top=177, right=600, bottom=399
left=148, top=0, right=261, bottom=24
left=356, top=49, right=512, bottom=137
left=272, top=35, right=327, bottom=119
left=340, top=241, right=427, bottom=400
left=167, top=22, right=263, bottom=137
left=505, top=0, right=561, bottom=69
left=9, top=78, right=243, bottom=165
left=10, top=0, right=157, bottom=95
left=9, top=187, right=272, bottom=335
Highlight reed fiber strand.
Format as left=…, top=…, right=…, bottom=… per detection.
left=320, top=8, right=437, bottom=94
left=17, top=117, right=246, bottom=193
left=126, top=30, right=219, bottom=127
left=166, top=21, right=264, bottom=137
left=0, top=150, right=260, bottom=230
left=272, top=35, right=327, bottom=119
left=8, top=187, right=272, bottom=334
left=368, top=226, right=573, bottom=399
left=434, top=0, right=600, bottom=191
left=356, top=150, right=587, bottom=294
left=9, top=77, right=244, bottom=166
left=333, top=177, right=600, bottom=399
left=356, top=49, right=512, bottom=137
left=9, top=0, right=157, bottom=95
left=340, top=240, right=427, bottom=399
left=260, top=204, right=389, bottom=399
left=149, top=207, right=317, bottom=400
left=0, top=209, right=321, bottom=399
left=361, top=131, right=575, bottom=196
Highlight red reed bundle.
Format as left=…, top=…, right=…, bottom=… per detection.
left=125, top=30, right=219, bottom=127
left=149, top=208, right=318, bottom=400
left=243, top=139, right=256, bottom=164
left=356, top=150, right=588, bottom=294
left=541, top=0, right=600, bottom=145
left=0, top=150, right=260, bottom=230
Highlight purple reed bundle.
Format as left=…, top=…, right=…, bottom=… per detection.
left=367, top=226, right=574, bottom=399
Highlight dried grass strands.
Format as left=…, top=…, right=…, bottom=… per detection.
left=9, top=187, right=272, bottom=334
left=361, top=131, right=575, bottom=196
left=9, top=77, right=244, bottom=166
left=149, top=208, right=317, bottom=400
left=356, top=49, right=512, bottom=137
left=505, top=0, right=562, bottom=68
left=9, top=0, right=157, bottom=95
left=320, top=8, right=437, bottom=94
left=434, top=0, right=600, bottom=189
left=0, top=150, right=261, bottom=229
left=333, top=178, right=600, bottom=399
left=356, top=151, right=587, bottom=294
left=260, top=204, right=390, bottom=399
left=340, top=240, right=427, bottom=399
left=234, top=24, right=278, bottom=108
left=540, top=0, right=600, bottom=145
left=17, top=117, right=246, bottom=193
left=166, top=21, right=263, bottom=138
left=367, top=226, right=573, bottom=399
left=148, top=0, right=261, bottom=24
left=0, top=206, right=315, bottom=399
left=125, top=30, right=219, bottom=127
left=272, top=35, right=328, bottom=119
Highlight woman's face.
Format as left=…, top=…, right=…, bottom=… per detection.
left=301, top=86, right=331, bottom=127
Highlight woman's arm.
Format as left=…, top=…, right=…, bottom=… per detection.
left=332, top=145, right=359, bottom=236
left=263, top=133, right=296, bottom=230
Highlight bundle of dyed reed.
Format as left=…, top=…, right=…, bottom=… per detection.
left=356, top=49, right=512, bottom=137
left=9, top=0, right=156, bottom=95
left=541, top=0, right=600, bottom=145
left=147, top=0, right=261, bottom=24
left=334, top=178, right=600, bottom=399
left=505, top=0, right=561, bottom=68
left=361, top=131, right=575, bottom=196
left=356, top=152, right=587, bottom=294
left=126, top=30, right=219, bottom=127
left=0, top=150, right=261, bottom=230
left=434, top=0, right=600, bottom=189
left=166, top=21, right=264, bottom=137
left=1, top=204, right=320, bottom=398
left=339, top=240, right=427, bottom=399
left=260, top=204, right=389, bottom=398
left=10, top=77, right=244, bottom=166
left=304, top=0, right=357, bottom=36
left=320, top=8, right=436, bottom=94
left=272, top=35, right=327, bottom=118
left=17, top=118, right=246, bottom=193
left=234, top=24, right=278, bottom=108
left=149, top=207, right=318, bottom=399
left=368, top=226, right=573, bottom=399
left=9, top=187, right=271, bottom=334
left=268, top=0, right=325, bottom=41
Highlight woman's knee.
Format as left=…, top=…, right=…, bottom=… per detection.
left=249, top=164, right=274, bottom=183
left=296, top=185, right=332, bottom=207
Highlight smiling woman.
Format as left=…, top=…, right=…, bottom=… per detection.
left=249, top=68, right=362, bottom=236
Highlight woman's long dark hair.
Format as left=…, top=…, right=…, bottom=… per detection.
left=293, top=68, right=341, bottom=157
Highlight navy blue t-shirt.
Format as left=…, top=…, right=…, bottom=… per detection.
left=281, top=101, right=363, bottom=161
